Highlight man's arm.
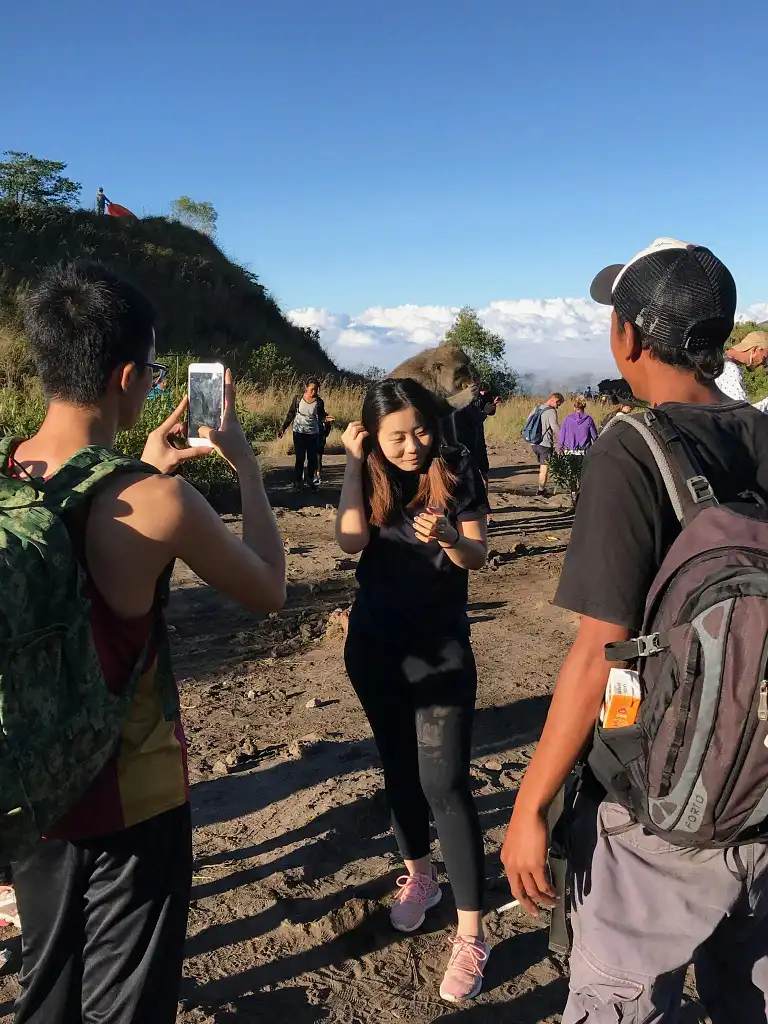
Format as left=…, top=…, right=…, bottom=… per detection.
left=170, top=466, right=286, bottom=612
left=541, top=407, right=558, bottom=445
left=501, top=435, right=661, bottom=915
left=500, top=615, right=628, bottom=915
left=557, top=420, right=566, bottom=453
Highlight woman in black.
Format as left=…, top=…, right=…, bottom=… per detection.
left=336, top=378, right=490, bottom=1004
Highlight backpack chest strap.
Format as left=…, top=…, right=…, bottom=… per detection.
left=606, top=631, right=670, bottom=661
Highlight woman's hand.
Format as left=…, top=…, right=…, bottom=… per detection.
left=413, top=508, right=459, bottom=547
left=141, top=397, right=212, bottom=474
left=342, top=421, right=369, bottom=461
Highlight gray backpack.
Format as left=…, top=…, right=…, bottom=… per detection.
left=589, top=408, right=768, bottom=848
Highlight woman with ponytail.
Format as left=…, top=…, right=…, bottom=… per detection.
left=336, top=378, right=490, bottom=1003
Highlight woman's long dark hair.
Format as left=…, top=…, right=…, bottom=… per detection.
left=361, top=377, right=458, bottom=526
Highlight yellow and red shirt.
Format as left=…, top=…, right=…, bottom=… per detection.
left=48, top=573, right=189, bottom=840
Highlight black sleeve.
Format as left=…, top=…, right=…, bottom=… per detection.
left=280, top=397, right=298, bottom=433
left=554, top=429, right=672, bottom=632
left=451, top=456, right=490, bottom=521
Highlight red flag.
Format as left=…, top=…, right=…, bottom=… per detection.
left=107, top=203, right=136, bottom=218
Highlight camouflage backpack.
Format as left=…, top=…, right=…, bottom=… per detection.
left=0, top=438, right=166, bottom=862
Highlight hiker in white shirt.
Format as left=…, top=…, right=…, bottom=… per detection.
left=717, top=331, right=768, bottom=402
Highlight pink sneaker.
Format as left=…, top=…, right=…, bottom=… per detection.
left=390, top=868, right=442, bottom=933
left=439, top=935, right=490, bottom=1002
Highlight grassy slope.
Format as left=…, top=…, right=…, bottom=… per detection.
left=0, top=203, right=336, bottom=376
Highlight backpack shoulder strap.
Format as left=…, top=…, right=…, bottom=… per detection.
left=0, top=435, right=20, bottom=465
left=42, top=447, right=159, bottom=515
left=602, top=410, right=717, bottom=526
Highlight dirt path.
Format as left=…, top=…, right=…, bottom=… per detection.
left=0, top=441, right=708, bottom=1023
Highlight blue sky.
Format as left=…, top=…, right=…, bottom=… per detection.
left=5, top=0, right=768, bottom=378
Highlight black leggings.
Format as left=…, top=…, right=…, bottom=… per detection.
left=293, top=432, right=319, bottom=485
left=344, top=626, right=484, bottom=911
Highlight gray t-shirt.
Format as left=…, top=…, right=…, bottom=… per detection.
left=294, top=399, right=320, bottom=434
left=538, top=406, right=559, bottom=448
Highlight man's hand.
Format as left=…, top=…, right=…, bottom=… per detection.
left=498, top=616, right=628, bottom=917
left=500, top=806, right=558, bottom=917
left=199, top=370, right=255, bottom=470
left=141, top=397, right=211, bottom=474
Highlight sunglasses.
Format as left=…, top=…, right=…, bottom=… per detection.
left=146, top=361, right=168, bottom=387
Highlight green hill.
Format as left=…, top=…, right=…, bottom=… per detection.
left=0, top=203, right=336, bottom=376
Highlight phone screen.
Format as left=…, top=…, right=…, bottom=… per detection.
left=188, top=367, right=224, bottom=440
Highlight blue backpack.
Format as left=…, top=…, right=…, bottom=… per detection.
left=522, top=405, right=545, bottom=445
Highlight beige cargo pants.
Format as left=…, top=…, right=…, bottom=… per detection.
left=562, top=799, right=768, bottom=1023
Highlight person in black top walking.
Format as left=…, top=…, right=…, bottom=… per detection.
left=453, top=383, right=498, bottom=484
left=336, top=377, right=490, bottom=1004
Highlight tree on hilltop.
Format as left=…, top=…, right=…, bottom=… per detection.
left=170, top=196, right=218, bottom=236
left=0, top=151, right=81, bottom=207
left=444, top=305, right=518, bottom=396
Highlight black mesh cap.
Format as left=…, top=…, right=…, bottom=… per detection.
left=590, top=238, right=736, bottom=350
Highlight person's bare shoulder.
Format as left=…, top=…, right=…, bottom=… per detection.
left=90, top=470, right=191, bottom=537
left=84, top=473, right=203, bottom=618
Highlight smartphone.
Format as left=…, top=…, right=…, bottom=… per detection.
left=187, top=362, right=225, bottom=446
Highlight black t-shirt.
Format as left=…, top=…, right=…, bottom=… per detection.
left=352, top=453, right=489, bottom=638
left=555, top=400, right=768, bottom=632
left=454, top=401, right=490, bottom=473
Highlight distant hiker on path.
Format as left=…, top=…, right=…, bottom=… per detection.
left=454, top=382, right=498, bottom=487
left=279, top=379, right=331, bottom=491
left=521, top=393, right=564, bottom=495
left=96, top=187, right=110, bottom=215
left=716, top=330, right=768, bottom=402
left=148, top=375, right=173, bottom=411
left=557, top=396, right=597, bottom=454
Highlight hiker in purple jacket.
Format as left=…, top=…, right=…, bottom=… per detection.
left=557, top=396, right=598, bottom=454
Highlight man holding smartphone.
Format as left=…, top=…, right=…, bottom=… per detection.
left=9, top=262, right=286, bottom=1024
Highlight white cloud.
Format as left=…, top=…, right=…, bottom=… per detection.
left=288, top=297, right=768, bottom=391
left=742, top=303, right=768, bottom=325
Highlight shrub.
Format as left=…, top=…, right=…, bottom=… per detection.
left=547, top=451, right=585, bottom=506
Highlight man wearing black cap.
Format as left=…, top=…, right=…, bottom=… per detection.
left=501, top=239, right=768, bottom=1022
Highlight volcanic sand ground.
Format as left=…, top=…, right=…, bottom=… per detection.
left=0, top=440, right=709, bottom=1023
